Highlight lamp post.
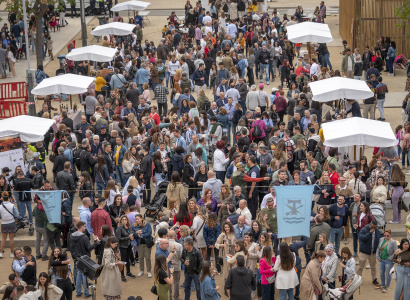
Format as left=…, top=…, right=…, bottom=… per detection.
left=23, top=0, right=36, bottom=116
left=80, top=0, right=87, bottom=46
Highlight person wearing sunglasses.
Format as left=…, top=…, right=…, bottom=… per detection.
left=376, top=229, right=398, bottom=293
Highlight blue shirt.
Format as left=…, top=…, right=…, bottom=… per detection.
left=134, top=15, right=143, bottom=27
left=224, top=103, right=235, bottom=120
left=175, top=136, right=187, bottom=151
left=136, top=68, right=150, bottom=85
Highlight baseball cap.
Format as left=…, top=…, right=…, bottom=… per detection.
left=33, top=152, right=40, bottom=158
left=272, top=87, right=278, bottom=92
left=259, top=83, right=264, bottom=89
left=2, top=167, right=10, bottom=173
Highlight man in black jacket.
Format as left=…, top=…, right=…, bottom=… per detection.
left=140, top=146, right=152, bottom=206
left=102, top=142, right=114, bottom=180
left=56, top=162, right=76, bottom=208
left=61, top=110, right=74, bottom=130
left=181, top=238, right=203, bottom=300
left=225, top=255, right=256, bottom=299
left=52, top=147, right=69, bottom=177
left=14, top=171, right=35, bottom=225
left=79, top=140, right=96, bottom=177
left=70, top=221, right=100, bottom=297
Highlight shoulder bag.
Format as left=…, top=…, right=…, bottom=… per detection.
left=192, top=218, right=205, bottom=242
left=262, top=258, right=276, bottom=283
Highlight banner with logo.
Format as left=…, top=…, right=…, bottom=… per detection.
left=275, top=185, right=314, bottom=238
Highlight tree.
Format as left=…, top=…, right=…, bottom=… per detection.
left=0, top=0, right=53, bottom=66
left=395, top=0, right=410, bottom=35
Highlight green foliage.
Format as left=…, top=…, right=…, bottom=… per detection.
left=395, top=0, right=410, bottom=35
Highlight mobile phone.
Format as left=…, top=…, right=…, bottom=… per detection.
left=121, top=261, right=127, bottom=265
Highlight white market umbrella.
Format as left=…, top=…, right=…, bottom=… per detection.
left=322, top=117, right=396, bottom=148
left=110, top=1, right=150, bottom=12
left=309, top=77, right=375, bottom=102
left=91, top=22, right=136, bottom=36
left=66, top=45, right=116, bottom=62
left=31, top=74, right=95, bottom=96
left=0, top=116, right=55, bottom=142
left=287, top=22, right=333, bottom=43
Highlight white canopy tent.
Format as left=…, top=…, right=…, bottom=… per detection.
left=90, top=22, right=136, bottom=36
left=0, top=116, right=55, bottom=143
left=287, top=22, right=333, bottom=43
left=309, top=77, right=375, bottom=102
left=322, top=117, right=396, bottom=148
left=110, top=1, right=150, bottom=12
left=31, top=74, right=95, bottom=96
left=66, top=45, right=117, bottom=62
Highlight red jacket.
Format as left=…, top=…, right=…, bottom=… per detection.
left=356, top=212, right=375, bottom=229
left=91, top=208, right=113, bottom=239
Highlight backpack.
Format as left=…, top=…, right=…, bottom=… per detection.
left=200, top=98, right=211, bottom=112
left=224, top=43, right=231, bottom=51
left=73, top=148, right=83, bottom=171
left=253, top=120, right=262, bottom=137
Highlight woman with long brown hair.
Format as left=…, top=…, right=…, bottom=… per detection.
left=215, top=222, right=236, bottom=280
left=115, top=215, right=135, bottom=281
left=166, top=172, right=186, bottom=206
left=274, top=242, right=299, bottom=299
left=390, top=164, right=406, bottom=223
left=154, top=255, right=174, bottom=300
left=100, top=236, right=123, bottom=300
left=199, top=261, right=220, bottom=299
left=217, top=184, right=233, bottom=223
left=48, top=250, right=72, bottom=299
left=203, top=212, right=221, bottom=274
left=104, top=180, right=120, bottom=206
left=37, top=272, right=63, bottom=300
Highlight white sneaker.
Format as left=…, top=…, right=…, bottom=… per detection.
left=251, top=291, right=256, bottom=298
left=389, top=221, right=399, bottom=224
left=355, top=261, right=359, bottom=265
left=366, top=263, right=371, bottom=269
left=137, top=271, right=143, bottom=277
left=10, top=254, right=14, bottom=258
left=147, top=272, right=152, bottom=278
left=0, top=253, right=3, bottom=258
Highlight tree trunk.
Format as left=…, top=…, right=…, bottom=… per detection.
left=35, top=2, right=47, bottom=67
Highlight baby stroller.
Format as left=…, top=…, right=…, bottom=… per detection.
left=325, top=275, right=362, bottom=300
left=144, top=181, right=169, bottom=220
left=370, top=202, right=386, bottom=230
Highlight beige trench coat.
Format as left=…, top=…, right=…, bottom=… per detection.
left=100, top=248, right=122, bottom=297
left=215, top=232, right=236, bottom=280
left=300, top=258, right=323, bottom=300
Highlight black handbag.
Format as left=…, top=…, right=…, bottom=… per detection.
left=150, top=284, right=157, bottom=295
left=146, top=239, right=155, bottom=248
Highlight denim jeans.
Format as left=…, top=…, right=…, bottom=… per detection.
left=215, top=171, right=225, bottom=182
left=330, top=227, right=344, bottom=255
left=379, top=259, right=394, bottom=287
left=377, top=99, right=385, bottom=119
left=279, top=288, right=294, bottom=300
left=269, top=60, right=274, bottom=80
left=402, top=150, right=410, bottom=167
left=255, top=63, right=260, bottom=79
left=259, top=63, right=269, bottom=82
left=96, top=182, right=106, bottom=195
left=75, top=264, right=90, bottom=297
left=18, top=201, right=33, bottom=224
left=351, top=226, right=358, bottom=254
left=183, top=272, right=201, bottom=300
left=261, top=282, right=275, bottom=300
left=387, top=57, right=394, bottom=74
left=115, top=165, right=126, bottom=187
left=394, top=265, right=410, bottom=300
left=323, top=52, right=332, bottom=70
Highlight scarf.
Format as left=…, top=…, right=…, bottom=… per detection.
left=210, top=122, right=223, bottom=134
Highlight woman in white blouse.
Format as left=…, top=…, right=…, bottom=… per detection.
left=274, top=242, right=299, bottom=299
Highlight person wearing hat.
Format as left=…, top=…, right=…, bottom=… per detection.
left=2, top=167, right=10, bottom=178
left=322, top=244, right=339, bottom=288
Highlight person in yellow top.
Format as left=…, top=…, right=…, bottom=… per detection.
left=238, top=32, right=245, bottom=50
left=94, top=70, right=107, bottom=97
left=101, top=36, right=110, bottom=47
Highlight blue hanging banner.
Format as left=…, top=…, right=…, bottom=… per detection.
left=274, top=185, right=314, bottom=238
left=33, top=190, right=68, bottom=224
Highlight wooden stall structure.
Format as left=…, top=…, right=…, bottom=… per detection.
left=339, top=0, right=409, bottom=57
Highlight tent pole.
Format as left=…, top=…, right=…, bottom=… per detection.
left=70, top=95, right=73, bottom=110
left=307, top=42, right=311, bottom=62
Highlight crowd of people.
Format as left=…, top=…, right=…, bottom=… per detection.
left=1, top=0, right=410, bottom=300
